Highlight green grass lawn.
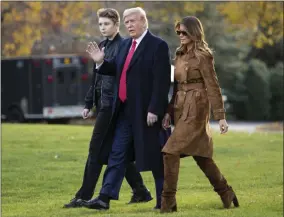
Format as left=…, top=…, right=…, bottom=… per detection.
left=1, top=123, right=283, bottom=217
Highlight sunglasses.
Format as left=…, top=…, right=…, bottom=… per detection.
left=176, top=30, right=188, bottom=36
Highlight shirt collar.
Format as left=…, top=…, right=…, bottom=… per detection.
left=105, top=33, right=121, bottom=46
left=109, top=32, right=121, bottom=42
left=132, top=29, right=148, bottom=46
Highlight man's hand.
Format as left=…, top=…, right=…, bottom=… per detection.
left=162, top=113, right=171, bottom=129
left=86, top=42, right=105, bottom=64
left=219, top=119, right=229, bottom=134
left=147, top=112, right=158, bottom=126
left=82, top=108, right=90, bottom=119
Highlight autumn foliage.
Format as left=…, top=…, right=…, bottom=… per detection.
left=1, top=2, right=283, bottom=57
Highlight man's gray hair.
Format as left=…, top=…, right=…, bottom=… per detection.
left=123, top=7, right=148, bottom=29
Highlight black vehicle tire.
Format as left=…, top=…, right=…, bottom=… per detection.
left=7, top=107, right=25, bottom=123
left=47, top=118, right=70, bottom=124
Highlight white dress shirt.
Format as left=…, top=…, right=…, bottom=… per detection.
left=131, top=29, right=148, bottom=51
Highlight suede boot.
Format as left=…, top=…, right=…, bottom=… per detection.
left=160, top=154, right=180, bottom=213
left=193, top=156, right=239, bottom=209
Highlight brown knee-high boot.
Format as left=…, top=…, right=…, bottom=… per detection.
left=193, top=156, right=239, bottom=209
left=160, top=154, right=180, bottom=213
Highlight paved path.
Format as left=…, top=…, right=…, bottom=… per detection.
left=70, top=118, right=282, bottom=133
left=209, top=121, right=283, bottom=133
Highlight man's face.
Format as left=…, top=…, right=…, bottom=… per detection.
left=124, top=13, right=145, bottom=39
left=98, top=17, right=118, bottom=38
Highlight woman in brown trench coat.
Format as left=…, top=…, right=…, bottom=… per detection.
left=160, top=16, right=239, bottom=213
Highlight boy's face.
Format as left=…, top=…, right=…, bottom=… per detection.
left=98, top=17, right=118, bottom=38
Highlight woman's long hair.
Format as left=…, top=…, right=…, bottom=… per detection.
left=175, top=16, right=213, bottom=62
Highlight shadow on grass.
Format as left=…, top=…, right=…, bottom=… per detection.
left=180, top=199, right=242, bottom=211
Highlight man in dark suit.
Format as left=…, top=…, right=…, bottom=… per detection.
left=85, top=7, right=171, bottom=210
left=63, top=8, right=152, bottom=209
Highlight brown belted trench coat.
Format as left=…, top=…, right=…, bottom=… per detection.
left=162, top=51, right=226, bottom=158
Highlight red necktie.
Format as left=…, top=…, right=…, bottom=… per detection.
left=119, top=40, right=137, bottom=102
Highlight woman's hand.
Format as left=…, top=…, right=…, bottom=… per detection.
left=162, top=113, right=171, bottom=129
left=219, top=119, right=229, bottom=134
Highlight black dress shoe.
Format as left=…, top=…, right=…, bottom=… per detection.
left=84, top=198, right=109, bottom=210
left=63, top=198, right=87, bottom=208
left=153, top=205, right=161, bottom=210
left=127, top=189, right=153, bottom=204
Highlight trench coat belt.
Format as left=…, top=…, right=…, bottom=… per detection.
left=177, top=82, right=205, bottom=92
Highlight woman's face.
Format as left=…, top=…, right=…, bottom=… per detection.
left=176, top=24, right=191, bottom=45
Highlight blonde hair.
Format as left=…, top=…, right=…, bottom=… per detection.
left=123, top=7, right=148, bottom=29
left=175, top=16, right=213, bottom=62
